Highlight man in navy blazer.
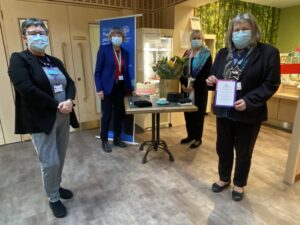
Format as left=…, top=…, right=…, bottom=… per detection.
left=94, top=27, right=134, bottom=152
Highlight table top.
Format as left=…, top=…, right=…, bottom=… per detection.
left=125, top=96, right=198, bottom=114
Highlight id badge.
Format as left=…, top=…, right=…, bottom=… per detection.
left=47, top=68, right=59, bottom=75
left=53, top=84, right=63, bottom=93
left=118, top=75, right=124, bottom=81
left=236, top=82, right=242, bottom=90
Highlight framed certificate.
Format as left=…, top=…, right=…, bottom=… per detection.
left=215, top=80, right=236, bottom=107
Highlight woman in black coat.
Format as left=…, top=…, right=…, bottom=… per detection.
left=8, top=18, right=79, bottom=218
left=180, top=29, right=212, bottom=148
left=206, top=13, right=280, bottom=201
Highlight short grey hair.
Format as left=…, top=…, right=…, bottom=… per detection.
left=21, top=18, right=48, bottom=35
left=225, top=13, right=261, bottom=49
left=109, top=27, right=125, bottom=40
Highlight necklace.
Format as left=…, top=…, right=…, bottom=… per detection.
left=36, top=56, right=52, bottom=68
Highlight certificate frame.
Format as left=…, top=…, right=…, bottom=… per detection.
left=215, top=80, right=237, bottom=107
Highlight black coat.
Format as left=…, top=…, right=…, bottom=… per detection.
left=8, top=50, right=79, bottom=134
left=180, top=55, right=212, bottom=113
left=210, top=43, right=281, bottom=123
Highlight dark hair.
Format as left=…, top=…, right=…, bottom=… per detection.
left=21, top=18, right=48, bottom=35
left=109, top=27, right=125, bottom=40
left=225, top=13, right=261, bottom=49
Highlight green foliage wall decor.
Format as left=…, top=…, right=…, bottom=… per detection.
left=195, top=0, right=280, bottom=52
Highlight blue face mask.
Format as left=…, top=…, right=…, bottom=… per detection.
left=191, top=39, right=202, bottom=49
left=111, top=36, right=123, bottom=46
left=27, top=34, right=49, bottom=53
left=232, top=30, right=251, bottom=49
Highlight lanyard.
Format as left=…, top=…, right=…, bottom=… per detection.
left=232, top=48, right=253, bottom=72
left=38, top=56, right=60, bottom=82
left=228, top=48, right=253, bottom=81
left=113, top=49, right=122, bottom=72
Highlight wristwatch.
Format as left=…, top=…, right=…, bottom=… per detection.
left=68, top=99, right=76, bottom=106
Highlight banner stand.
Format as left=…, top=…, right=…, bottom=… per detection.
left=98, top=14, right=142, bottom=144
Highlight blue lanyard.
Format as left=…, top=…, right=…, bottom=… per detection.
left=232, top=48, right=252, bottom=71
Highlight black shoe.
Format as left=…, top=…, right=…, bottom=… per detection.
left=102, top=141, right=112, bottom=153
left=59, top=187, right=73, bottom=199
left=211, top=182, right=230, bottom=193
left=113, top=138, right=127, bottom=148
left=180, top=137, right=194, bottom=144
left=232, top=189, right=244, bottom=201
left=190, top=140, right=202, bottom=148
left=49, top=200, right=67, bottom=218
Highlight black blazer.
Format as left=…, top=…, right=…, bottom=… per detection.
left=180, top=55, right=212, bottom=112
left=8, top=50, right=79, bottom=134
left=210, top=43, right=281, bottom=123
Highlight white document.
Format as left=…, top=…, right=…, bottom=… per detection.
left=188, top=77, right=195, bottom=104
left=190, top=17, right=201, bottom=30
left=215, top=80, right=236, bottom=107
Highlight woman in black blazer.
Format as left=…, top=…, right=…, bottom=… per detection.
left=180, top=29, right=212, bottom=149
left=8, top=18, right=78, bottom=218
left=206, top=13, right=280, bottom=201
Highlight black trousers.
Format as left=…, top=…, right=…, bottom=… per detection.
left=184, top=110, right=205, bottom=141
left=100, top=82, right=125, bottom=141
left=216, top=117, right=261, bottom=187
left=184, top=85, right=207, bottom=142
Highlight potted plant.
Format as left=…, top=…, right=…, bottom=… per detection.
left=152, top=56, right=187, bottom=97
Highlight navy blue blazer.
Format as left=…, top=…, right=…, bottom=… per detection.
left=94, top=43, right=133, bottom=95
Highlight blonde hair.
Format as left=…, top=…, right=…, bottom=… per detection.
left=190, top=29, right=206, bottom=46
left=225, top=13, right=261, bottom=49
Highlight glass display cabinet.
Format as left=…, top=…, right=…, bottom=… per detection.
left=135, top=28, right=173, bottom=130
left=136, top=28, right=173, bottom=84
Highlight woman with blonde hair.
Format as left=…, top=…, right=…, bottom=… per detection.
left=180, top=29, right=212, bottom=148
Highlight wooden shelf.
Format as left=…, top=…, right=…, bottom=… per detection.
left=273, top=93, right=299, bottom=101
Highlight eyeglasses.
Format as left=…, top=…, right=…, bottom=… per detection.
left=26, top=31, right=47, bottom=36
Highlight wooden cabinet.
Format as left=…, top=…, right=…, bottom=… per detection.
left=0, top=18, right=21, bottom=145
left=267, top=84, right=299, bottom=130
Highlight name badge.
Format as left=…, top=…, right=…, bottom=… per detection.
left=118, top=75, right=124, bottom=81
left=53, top=84, right=63, bottom=93
left=47, top=68, right=59, bottom=75
left=236, top=82, right=242, bottom=90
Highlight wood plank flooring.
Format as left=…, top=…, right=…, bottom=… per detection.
left=0, top=114, right=300, bottom=225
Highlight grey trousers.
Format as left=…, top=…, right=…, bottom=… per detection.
left=31, top=112, right=70, bottom=202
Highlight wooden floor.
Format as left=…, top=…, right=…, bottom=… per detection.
left=1, top=114, right=300, bottom=225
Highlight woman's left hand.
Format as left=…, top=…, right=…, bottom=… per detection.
left=132, top=91, right=137, bottom=96
left=234, top=99, right=247, bottom=111
left=58, top=100, right=73, bottom=114
left=182, top=85, right=194, bottom=93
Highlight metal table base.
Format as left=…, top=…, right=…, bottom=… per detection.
left=139, top=113, right=174, bottom=164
